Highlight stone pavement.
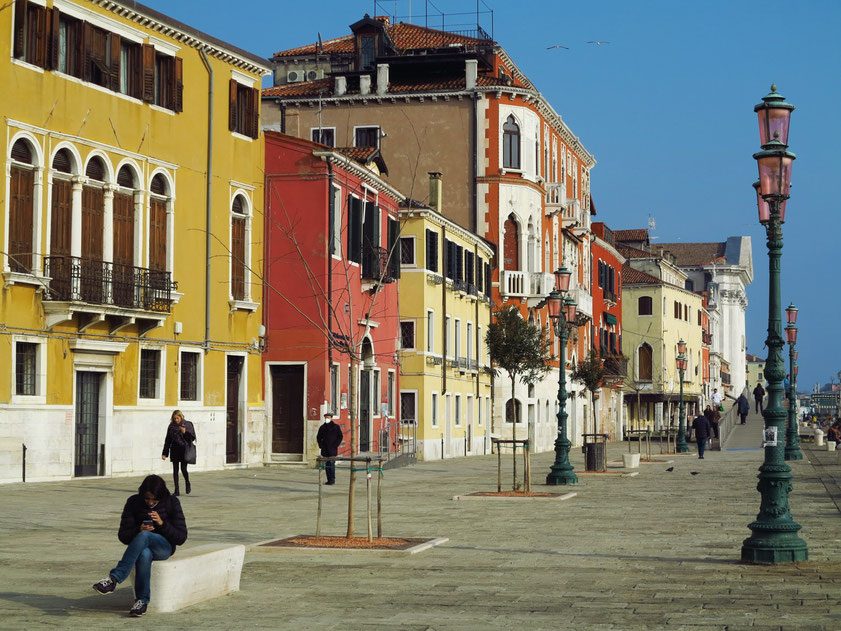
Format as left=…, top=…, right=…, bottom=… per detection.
left=1, top=437, right=840, bottom=630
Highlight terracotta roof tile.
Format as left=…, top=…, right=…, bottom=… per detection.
left=617, top=245, right=653, bottom=260
left=614, top=228, right=649, bottom=242
left=622, top=264, right=661, bottom=286
left=335, top=146, right=378, bottom=162
left=262, top=74, right=505, bottom=99
left=658, top=242, right=727, bottom=266
left=262, top=78, right=332, bottom=97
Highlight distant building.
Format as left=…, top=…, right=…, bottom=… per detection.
left=746, top=353, right=766, bottom=390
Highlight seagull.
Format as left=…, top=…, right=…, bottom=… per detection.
left=546, top=45, right=569, bottom=50
left=587, top=40, right=610, bottom=46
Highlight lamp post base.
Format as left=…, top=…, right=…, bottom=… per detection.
left=784, top=446, right=804, bottom=461
left=546, top=466, right=578, bottom=485
left=676, top=441, right=690, bottom=454
left=741, top=534, right=808, bottom=564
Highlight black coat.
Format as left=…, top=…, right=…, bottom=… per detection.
left=692, top=415, right=712, bottom=440
left=316, top=421, right=343, bottom=457
left=162, top=420, right=196, bottom=462
left=753, top=384, right=766, bottom=400
left=118, top=493, right=188, bottom=555
left=737, top=395, right=750, bottom=415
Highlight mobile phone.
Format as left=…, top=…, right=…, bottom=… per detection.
left=142, top=519, right=154, bottom=526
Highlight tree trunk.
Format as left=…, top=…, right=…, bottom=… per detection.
left=346, top=356, right=357, bottom=537
left=636, top=390, right=641, bottom=431
left=511, top=373, right=517, bottom=490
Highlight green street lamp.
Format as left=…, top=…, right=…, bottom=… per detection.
left=675, top=340, right=689, bottom=453
left=546, top=266, right=578, bottom=485
left=741, top=86, right=808, bottom=564
left=784, top=305, right=803, bottom=461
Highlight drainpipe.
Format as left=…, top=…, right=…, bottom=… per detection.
left=471, top=92, right=478, bottom=233
left=199, top=48, right=213, bottom=353
left=442, top=225, right=447, bottom=397
left=327, top=160, right=334, bottom=375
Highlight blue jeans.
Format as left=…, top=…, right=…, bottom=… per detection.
left=696, top=438, right=707, bottom=458
left=110, top=531, right=172, bottom=603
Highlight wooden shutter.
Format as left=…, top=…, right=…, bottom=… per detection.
left=455, top=245, right=464, bottom=282
left=9, top=167, right=34, bottom=273
left=425, top=229, right=438, bottom=273
left=113, top=193, right=134, bottom=267
left=250, top=86, right=260, bottom=137
left=484, top=262, right=491, bottom=295
left=109, top=33, right=121, bottom=92
left=347, top=196, right=362, bottom=264
left=47, top=7, right=60, bottom=70
left=13, top=0, right=25, bottom=59
left=476, top=256, right=483, bottom=288
left=231, top=216, right=245, bottom=300
left=50, top=179, right=72, bottom=257
left=81, top=21, right=93, bottom=81
left=166, top=56, right=177, bottom=111
left=228, top=79, right=238, bottom=131
left=149, top=198, right=167, bottom=272
left=141, top=43, right=156, bottom=102
left=174, top=57, right=183, bottom=112
left=387, top=219, right=400, bottom=280
left=81, top=186, right=104, bottom=259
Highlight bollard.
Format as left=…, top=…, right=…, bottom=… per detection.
left=828, top=441, right=836, bottom=452
left=815, top=429, right=825, bottom=447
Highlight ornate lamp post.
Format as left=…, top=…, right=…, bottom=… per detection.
left=741, top=86, right=808, bottom=564
left=676, top=339, right=689, bottom=453
left=784, top=303, right=802, bottom=460
left=546, top=266, right=579, bottom=485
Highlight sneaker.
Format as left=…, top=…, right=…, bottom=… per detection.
left=129, top=600, right=147, bottom=617
left=92, top=576, right=116, bottom=595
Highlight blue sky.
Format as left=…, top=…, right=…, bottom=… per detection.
left=142, top=0, right=841, bottom=392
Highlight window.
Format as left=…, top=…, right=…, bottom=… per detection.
left=426, top=310, right=434, bottom=353
left=400, top=237, right=415, bottom=266
left=231, top=194, right=248, bottom=301
left=455, top=394, right=462, bottom=427
left=229, top=79, right=259, bottom=138
left=373, top=370, right=380, bottom=417
left=685, top=278, right=695, bottom=291
left=330, top=364, right=339, bottom=413
left=149, top=174, right=169, bottom=282
left=446, top=316, right=451, bottom=357
left=502, top=115, right=521, bottom=169
left=506, top=398, right=522, bottom=424
left=478, top=397, right=483, bottom=426
left=346, top=195, right=363, bottom=264
left=311, top=127, right=335, bottom=147
left=638, top=343, right=653, bottom=381
left=673, top=301, right=681, bottom=319
left=139, top=349, right=161, bottom=399
left=8, top=139, right=36, bottom=274
left=467, top=322, right=473, bottom=362
left=400, top=321, right=415, bottom=350
left=425, top=229, right=438, bottom=272
left=58, top=15, right=82, bottom=77
left=454, top=319, right=461, bottom=361
left=387, top=371, right=395, bottom=416
left=354, top=126, right=380, bottom=149
left=179, top=351, right=200, bottom=401
left=330, top=185, right=342, bottom=256
left=638, top=296, right=653, bottom=316
left=14, top=1, right=47, bottom=67
left=360, top=35, right=376, bottom=70
left=400, top=392, right=416, bottom=424
left=119, top=40, right=142, bottom=97
left=15, top=342, right=37, bottom=396
left=431, top=392, right=439, bottom=427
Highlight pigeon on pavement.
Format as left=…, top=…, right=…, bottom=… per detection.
left=666, top=467, right=674, bottom=472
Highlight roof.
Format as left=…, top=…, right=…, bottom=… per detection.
left=746, top=353, right=764, bottom=363
left=272, top=21, right=491, bottom=59
left=621, top=264, right=662, bottom=286
left=614, top=229, right=649, bottom=243
left=262, top=73, right=505, bottom=99
left=335, top=146, right=388, bottom=176
left=658, top=242, right=727, bottom=266
left=617, top=245, right=653, bottom=260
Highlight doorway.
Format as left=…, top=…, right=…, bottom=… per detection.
left=75, top=371, right=101, bottom=477
left=359, top=370, right=371, bottom=452
left=226, top=356, right=244, bottom=463
left=270, top=364, right=304, bottom=453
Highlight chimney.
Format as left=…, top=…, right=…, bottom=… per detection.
left=428, top=171, right=443, bottom=213
left=359, top=74, right=371, bottom=96
left=376, top=63, right=389, bottom=95
left=335, top=76, right=346, bottom=96
left=465, top=59, right=478, bottom=90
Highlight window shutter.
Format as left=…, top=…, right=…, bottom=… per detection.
left=47, top=7, right=60, bottom=70
left=484, top=262, right=491, bottom=295
left=231, top=216, right=245, bottom=300
left=425, top=229, right=438, bottom=273
left=9, top=167, right=34, bottom=273
left=149, top=198, right=167, bottom=272
left=347, top=196, right=362, bottom=264
left=228, top=79, right=238, bottom=131
left=387, top=218, right=400, bottom=279
left=443, top=239, right=451, bottom=279
left=141, top=43, right=155, bottom=102
left=174, top=57, right=183, bottom=112
left=109, top=32, right=121, bottom=92
left=50, top=179, right=72, bottom=257
left=250, top=87, right=260, bottom=138
left=455, top=245, right=463, bottom=282
left=13, top=0, right=25, bottom=59
left=81, top=21, right=93, bottom=81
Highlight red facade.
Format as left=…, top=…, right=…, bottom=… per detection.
left=263, top=132, right=400, bottom=457
left=591, top=222, right=624, bottom=368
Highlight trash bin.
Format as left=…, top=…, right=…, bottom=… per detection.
left=585, top=442, right=605, bottom=471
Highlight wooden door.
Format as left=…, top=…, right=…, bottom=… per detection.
left=112, top=192, right=135, bottom=307
left=8, top=167, right=34, bottom=273
left=74, top=372, right=101, bottom=477
left=49, top=179, right=73, bottom=300
left=270, top=365, right=305, bottom=453
left=81, top=186, right=104, bottom=302
left=149, top=198, right=167, bottom=271
left=226, top=356, right=244, bottom=463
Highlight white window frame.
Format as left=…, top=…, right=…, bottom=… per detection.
left=399, top=235, right=416, bottom=267
left=478, top=395, right=483, bottom=426
left=229, top=189, right=257, bottom=311
left=454, top=318, right=461, bottom=361
left=466, top=322, right=473, bottom=363
left=467, top=394, right=474, bottom=427
left=431, top=391, right=439, bottom=427
left=331, top=184, right=342, bottom=259
left=387, top=370, right=395, bottom=417
left=426, top=309, right=435, bottom=354
left=177, top=348, right=204, bottom=407
left=138, top=345, right=166, bottom=404
left=454, top=394, right=462, bottom=427
left=400, top=319, right=416, bottom=350
left=330, top=362, right=340, bottom=413
left=10, top=335, right=47, bottom=404
left=372, top=368, right=381, bottom=418
left=311, top=126, right=337, bottom=147
left=400, top=390, right=418, bottom=424
left=446, top=315, right=452, bottom=359
left=353, top=125, right=381, bottom=149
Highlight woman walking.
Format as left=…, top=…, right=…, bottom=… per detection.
left=162, top=410, right=196, bottom=496
left=92, top=474, right=187, bottom=617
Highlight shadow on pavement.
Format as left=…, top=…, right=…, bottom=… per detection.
left=0, top=590, right=134, bottom=616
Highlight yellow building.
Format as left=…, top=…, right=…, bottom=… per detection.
left=746, top=353, right=766, bottom=391
left=1, top=0, right=270, bottom=482
left=397, top=175, right=493, bottom=460
left=620, top=259, right=705, bottom=431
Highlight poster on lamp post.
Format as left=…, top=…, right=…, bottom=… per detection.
left=763, top=426, right=778, bottom=447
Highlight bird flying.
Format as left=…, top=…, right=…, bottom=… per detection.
left=587, top=41, right=610, bottom=45
left=546, top=45, right=569, bottom=50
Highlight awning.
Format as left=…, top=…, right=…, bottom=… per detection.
left=604, top=312, right=618, bottom=326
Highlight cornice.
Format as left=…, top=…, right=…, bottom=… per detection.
left=398, top=208, right=494, bottom=258
left=312, top=150, right=404, bottom=201
left=593, top=236, right=626, bottom=265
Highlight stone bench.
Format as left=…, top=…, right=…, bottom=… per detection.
left=131, top=543, right=245, bottom=613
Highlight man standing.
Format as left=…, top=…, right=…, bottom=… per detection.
left=316, top=412, right=343, bottom=485
left=753, top=383, right=766, bottom=414
left=692, top=412, right=712, bottom=459
left=737, top=393, right=750, bottom=424
left=711, top=388, right=723, bottom=411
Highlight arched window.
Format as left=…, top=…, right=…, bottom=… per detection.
left=503, top=213, right=519, bottom=271
left=149, top=174, right=169, bottom=274
left=49, top=149, right=74, bottom=298
left=527, top=218, right=536, bottom=273
left=638, top=296, right=653, bottom=316
left=638, top=343, right=653, bottom=381
left=502, top=115, right=520, bottom=169
left=231, top=194, right=248, bottom=301
left=81, top=156, right=106, bottom=301
left=8, top=139, right=36, bottom=273
left=505, top=398, right=522, bottom=424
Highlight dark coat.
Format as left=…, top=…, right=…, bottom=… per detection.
left=737, top=394, right=750, bottom=415
left=704, top=408, right=715, bottom=423
left=316, top=421, right=343, bottom=457
left=162, top=420, right=196, bottom=462
left=118, top=493, right=188, bottom=555
left=753, top=384, right=766, bottom=400
left=692, top=415, right=712, bottom=440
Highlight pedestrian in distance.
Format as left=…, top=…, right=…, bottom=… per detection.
left=737, top=393, right=750, bottom=424
left=692, top=413, right=712, bottom=459
left=92, top=474, right=188, bottom=617
left=711, top=406, right=721, bottom=439
left=711, top=388, right=723, bottom=411
left=753, top=383, right=766, bottom=414
left=162, top=409, right=196, bottom=496
left=316, top=411, right=343, bottom=485
left=828, top=421, right=841, bottom=446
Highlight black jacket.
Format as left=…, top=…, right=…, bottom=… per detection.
left=737, top=395, right=750, bottom=415
left=692, top=415, right=712, bottom=440
left=753, top=384, right=766, bottom=400
left=162, top=420, right=196, bottom=462
left=118, top=493, right=188, bottom=554
left=316, top=421, right=343, bottom=457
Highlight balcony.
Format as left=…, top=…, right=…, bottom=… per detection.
left=703, top=332, right=713, bottom=346
left=501, top=270, right=554, bottom=299
left=603, top=289, right=618, bottom=305
left=569, top=286, right=593, bottom=319
left=544, top=182, right=566, bottom=216
left=362, top=246, right=395, bottom=283
left=42, top=256, right=177, bottom=334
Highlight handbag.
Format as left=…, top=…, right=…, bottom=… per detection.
left=184, top=442, right=197, bottom=465
left=718, top=404, right=725, bottom=412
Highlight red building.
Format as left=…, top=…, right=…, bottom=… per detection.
left=263, top=132, right=402, bottom=461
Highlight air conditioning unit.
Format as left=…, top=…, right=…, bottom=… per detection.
left=307, top=69, right=325, bottom=81
left=287, top=70, right=306, bottom=83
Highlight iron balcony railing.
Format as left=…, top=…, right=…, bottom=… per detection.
left=44, top=256, right=176, bottom=312
left=362, top=246, right=395, bottom=283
